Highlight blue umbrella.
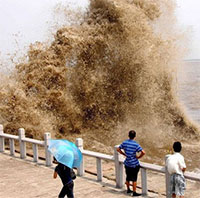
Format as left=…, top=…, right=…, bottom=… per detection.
left=48, top=139, right=82, bottom=168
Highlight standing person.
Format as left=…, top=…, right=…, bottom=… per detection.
left=117, top=130, right=145, bottom=197
left=53, top=157, right=74, bottom=198
left=166, top=142, right=186, bottom=198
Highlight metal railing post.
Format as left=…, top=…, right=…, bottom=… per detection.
left=114, top=145, right=124, bottom=188
left=96, top=158, right=103, bottom=181
left=165, top=155, right=171, bottom=198
left=0, top=124, right=4, bottom=152
left=76, top=138, right=84, bottom=176
left=141, top=168, right=148, bottom=195
left=44, top=132, right=52, bottom=166
left=19, top=128, right=26, bottom=159
left=33, top=144, right=38, bottom=162
left=9, top=139, right=15, bottom=156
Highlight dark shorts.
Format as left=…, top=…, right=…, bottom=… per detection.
left=125, top=165, right=140, bottom=182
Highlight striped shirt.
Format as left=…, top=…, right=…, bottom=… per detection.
left=119, top=139, right=142, bottom=168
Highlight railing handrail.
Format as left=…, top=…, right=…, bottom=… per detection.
left=0, top=133, right=44, bottom=145
left=140, top=162, right=165, bottom=173
left=184, top=171, right=200, bottom=182
left=0, top=133, right=19, bottom=140
left=81, top=149, right=200, bottom=181
left=0, top=125, right=52, bottom=166
left=82, top=150, right=114, bottom=161
left=23, top=137, right=44, bottom=145
left=0, top=124, right=200, bottom=197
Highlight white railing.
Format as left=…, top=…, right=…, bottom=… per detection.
left=0, top=124, right=199, bottom=197
left=0, top=124, right=52, bottom=166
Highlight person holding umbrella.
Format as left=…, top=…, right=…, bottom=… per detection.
left=48, top=139, right=83, bottom=198
left=53, top=157, right=74, bottom=198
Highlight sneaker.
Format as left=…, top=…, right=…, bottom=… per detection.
left=132, top=192, right=141, bottom=196
left=127, top=189, right=133, bottom=193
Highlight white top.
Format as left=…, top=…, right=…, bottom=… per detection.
left=166, top=153, right=186, bottom=175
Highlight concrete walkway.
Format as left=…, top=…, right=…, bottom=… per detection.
left=0, top=152, right=162, bottom=198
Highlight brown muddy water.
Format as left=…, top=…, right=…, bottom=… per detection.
left=0, top=0, right=200, bottom=172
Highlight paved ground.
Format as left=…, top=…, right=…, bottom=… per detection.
left=0, top=152, right=199, bottom=198
left=0, top=152, right=163, bottom=198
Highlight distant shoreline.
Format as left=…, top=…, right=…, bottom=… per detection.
left=183, top=59, right=200, bottom=62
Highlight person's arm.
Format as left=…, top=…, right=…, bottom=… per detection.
left=53, top=171, right=57, bottom=179
left=136, top=149, right=145, bottom=159
left=179, top=156, right=186, bottom=173
left=117, top=147, right=126, bottom=157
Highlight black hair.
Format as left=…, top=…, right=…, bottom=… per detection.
left=129, top=130, right=136, bottom=139
left=53, top=157, right=58, bottom=163
left=173, top=141, right=182, bottom=152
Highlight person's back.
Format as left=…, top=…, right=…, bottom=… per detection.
left=167, top=152, right=185, bottom=176
left=53, top=161, right=74, bottom=198
left=166, top=142, right=186, bottom=198
left=117, top=130, right=145, bottom=196
left=120, top=139, right=141, bottom=168
left=55, top=163, right=72, bottom=185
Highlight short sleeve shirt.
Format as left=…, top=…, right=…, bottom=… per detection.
left=55, top=163, right=72, bottom=185
left=166, top=153, right=186, bottom=175
left=119, top=139, right=143, bottom=168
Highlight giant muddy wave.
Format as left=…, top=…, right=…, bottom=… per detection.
left=0, top=0, right=199, bottom=157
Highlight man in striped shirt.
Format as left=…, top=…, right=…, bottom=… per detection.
left=117, top=130, right=145, bottom=196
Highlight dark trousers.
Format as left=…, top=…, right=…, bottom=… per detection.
left=58, top=181, right=74, bottom=198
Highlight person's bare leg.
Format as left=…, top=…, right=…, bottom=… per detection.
left=132, top=181, right=142, bottom=196
left=125, top=181, right=132, bottom=193
left=172, top=193, right=176, bottom=198
left=125, top=181, right=131, bottom=191
left=133, top=181, right=137, bottom=192
left=179, top=196, right=184, bottom=198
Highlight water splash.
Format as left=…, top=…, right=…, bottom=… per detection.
left=0, top=0, right=199, bottom=153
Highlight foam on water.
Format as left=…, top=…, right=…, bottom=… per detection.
left=0, top=0, right=199, bottom=156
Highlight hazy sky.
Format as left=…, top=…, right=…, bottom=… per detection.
left=0, top=0, right=89, bottom=64
left=0, top=0, right=200, bottom=63
left=176, top=0, right=200, bottom=59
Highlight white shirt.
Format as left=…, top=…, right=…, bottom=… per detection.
left=166, top=153, right=186, bottom=175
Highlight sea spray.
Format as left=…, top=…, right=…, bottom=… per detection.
left=0, top=0, right=199, bottom=155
